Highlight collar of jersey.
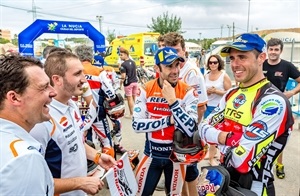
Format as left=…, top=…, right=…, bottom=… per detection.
left=0, top=118, right=42, bottom=149
left=50, top=98, right=75, bottom=115
left=239, top=78, right=268, bottom=92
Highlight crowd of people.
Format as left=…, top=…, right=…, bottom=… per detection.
left=0, top=32, right=298, bottom=196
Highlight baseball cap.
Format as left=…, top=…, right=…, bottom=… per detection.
left=155, top=47, right=184, bottom=66
left=220, top=33, right=266, bottom=57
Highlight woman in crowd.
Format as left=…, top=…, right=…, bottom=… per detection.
left=204, top=54, right=232, bottom=166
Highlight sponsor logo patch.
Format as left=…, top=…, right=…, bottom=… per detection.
left=233, top=94, right=246, bottom=109
left=261, top=101, right=280, bottom=116
left=244, top=120, right=269, bottom=140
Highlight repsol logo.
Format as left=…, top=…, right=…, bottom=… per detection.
left=149, top=97, right=168, bottom=103
left=172, top=106, right=195, bottom=133
left=133, top=117, right=168, bottom=130
left=85, top=75, right=92, bottom=80
left=105, top=89, right=114, bottom=99
left=225, top=108, right=243, bottom=119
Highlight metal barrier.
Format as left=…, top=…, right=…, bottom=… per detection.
left=286, top=79, right=300, bottom=116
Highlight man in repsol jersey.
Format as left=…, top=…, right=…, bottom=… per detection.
left=196, top=33, right=294, bottom=196
left=132, top=47, right=199, bottom=196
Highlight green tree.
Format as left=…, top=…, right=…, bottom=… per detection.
left=202, top=38, right=217, bottom=50
left=147, top=12, right=182, bottom=35
left=106, top=29, right=116, bottom=43
left=0, top=38, right=10, bottom=44
left=11, top=34, right=18, bottom=46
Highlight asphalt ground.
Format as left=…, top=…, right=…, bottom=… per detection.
left=97, top=90, right=300, bottom=196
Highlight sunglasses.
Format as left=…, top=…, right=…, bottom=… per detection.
left=209, top=61, right=219, bottom=65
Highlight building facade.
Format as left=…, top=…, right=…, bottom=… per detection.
left=0, top=29, right=11, bottom=41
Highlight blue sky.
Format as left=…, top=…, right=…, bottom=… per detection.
left=0, top=0, right=299, bottom=39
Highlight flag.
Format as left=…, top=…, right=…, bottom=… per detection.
left=102, top=152, right=138, bottom=196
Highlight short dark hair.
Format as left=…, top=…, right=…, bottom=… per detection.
left=267, top=38, right=283, bottom=51
left=206, top=54, right=224, bottom=71
left=0, top=54, right=43, bottom=110
left=44, top=51, right=79, bottom=86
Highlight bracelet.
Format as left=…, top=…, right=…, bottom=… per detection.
left=94, top=151, right=102, bottom=164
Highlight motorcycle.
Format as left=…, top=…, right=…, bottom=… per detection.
left=136, top=66, right=155, bottom=84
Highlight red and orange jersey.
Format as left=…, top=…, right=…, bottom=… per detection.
left=132, top=79, right=198, bottom=158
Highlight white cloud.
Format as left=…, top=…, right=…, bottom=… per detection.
left=0, top=0, right=299, bottom=40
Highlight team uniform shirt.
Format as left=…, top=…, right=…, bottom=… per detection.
left=132, top=79, right=199, bottom=158
left=0, top=119, right=54, bottom=195
left=263, top=59, right=300, bottom=92
left=132, top=79, right=198, bottom=195
left=179, top=59, right=208, bottom=107
left=82, top=61, right=116, bottom=103
left=30, top=99, right=92, bottom=196
left=201, top=78, right=293, bottom=196
left=82, top=62, right=119, bottom=147
left=204, top=71, right=225, bottom=107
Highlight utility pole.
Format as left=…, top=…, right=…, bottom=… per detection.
left=227, top=25, right=231, bottom=38
left=32, top=0, right=37, bottom=21
left=221, top=25, right=224, bottom=38
left=232, top=22, right=235, bottom=41
left=247, top=0, right=251, bottom=32
left=96, top=15, right=103, bottom=32
left=199, top=32, right=202, bottom=46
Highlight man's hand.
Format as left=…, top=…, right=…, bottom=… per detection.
left=77, top=177, right=104, bottom=194
left=98, top=153, right=117, bottom=170
left=162, top=80, right=176, bottom=105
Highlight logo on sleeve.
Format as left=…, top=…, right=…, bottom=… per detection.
left=244, top=120, right=269, bottom=140
left=261, top=100, right=281, bottom=116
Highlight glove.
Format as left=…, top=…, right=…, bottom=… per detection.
left=225, top=132, right=243, bottom=147
left=102, top=146, right=115, bottom=158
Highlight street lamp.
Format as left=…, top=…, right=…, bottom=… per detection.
left=227, top=25, right=231, bottom=38
left=247, top=0, right=251, bottom=32
left=199, top=33, right=202, bottom=46
left=96, top=15, right=103, bottom=32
